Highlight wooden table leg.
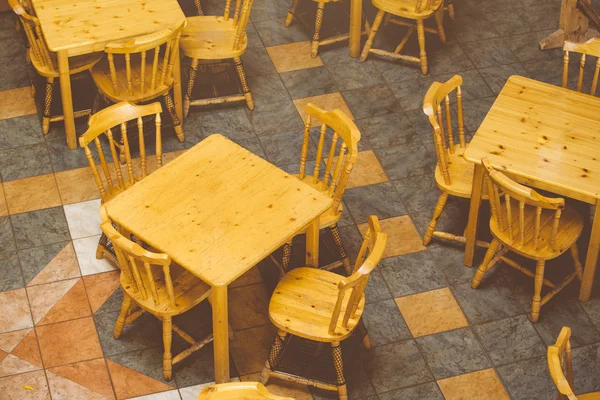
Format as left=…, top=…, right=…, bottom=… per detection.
left=57, top=50, right=77, bottom=150
left=173, top=46, right=183, bottom=129
left=211, top=284, right=230, bottom=383
left=306, top=217, right=320, bottom=268
left=349, top=0, right=362, bottom=57
left=464, top=164, right=484, bottom=267
left=579, top=201, right=600, bottom=301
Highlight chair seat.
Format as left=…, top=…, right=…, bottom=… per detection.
left=490, top=203, right=584, bottom=260
left=122, top=263, right=211, bottom=316
left=371, top=0, right=444, bottom=18
left=434, top=147, right=475, bottom=198
left=180, top=16, right=247, bottom=60
left=91, top=55, right=173, bottom=103
left=579, top=393, right=600, bottom=400
left=31, top=50, right=103, bottom=78
left=269, top=267, right=364, bottom=342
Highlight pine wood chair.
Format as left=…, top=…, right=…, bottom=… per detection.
left=472, top=159, right=584, bottom=323
left=99, top=209, right=213, bottom=381
left=198, top=382, right=294, bottom=399
left=195, top=0, right=204, bottom=15
left=278, top=103, right=360, bottom=276
left=285, top=0, right=370, bottom=58
left=422, top=75, right=487, bottom=247
left=79, top=101, right=164, bottom=261
left=360, top=0, right=446, bottom=74
left=180, top=0, right=255, bottom=115
left=90, top=24, right=185, bottom=142
left=548, top=327, right=600, bottom=400
left=261, top=215, right=386, bottom=400
left=562, top=37, right=600, bottom=96
left=9, top=0, right=102, bottom=134
left=445, top=0, right=455, bottom=19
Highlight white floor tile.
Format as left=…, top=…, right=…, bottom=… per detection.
left=63, top=199, right=102, bottom=239
left=73, top=235, right=117, bottom=276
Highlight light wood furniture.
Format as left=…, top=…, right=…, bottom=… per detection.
left=198, top=382, right=294, bottom=400
left=349, top=0, right=362, bottom=57
left=195, top=0, right=204, bottom=15
left=360, top=0, right=446, bottom=74
left=462, top=76, right=600, bottom=303
left=280, top=103, right=360, bottom=275
left=29, top=0, right=185, bottom=149
left=472, top=159, right=583, bottom=322
left=9, top=0, right=102, bottom=135
left=422, top=75, right=487, bottom=247
left=539, top=0, right=598, bottom=50
left=444, top=0, right=455, bottom=19
left=100, top=212, right=213, bottom=381
left=563, top=37, right=600, bottom=95
left=105, top=134, right=333, bottom=383
left=180, top=0, right=255, bottom=115
left=79, top=101, right=164, bottom=261
left=548, top=327, right=600, bottom=400
left=261, top=215, right=386, bottom=400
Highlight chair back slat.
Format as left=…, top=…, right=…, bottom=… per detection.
left=548, top=327, right=578, bottom=400
left=313, top=123, right=327, bottom=184
left=321, top=132, right=339, bottom=191
left=79, top=102, right=163, bottom=203
left=233, top=0, right=254, bottom=50
left=232, top=0, right=243, bottom=22
left=563, top=38, right=600, bottom=96
left=9, top=0, right=55, bottom=72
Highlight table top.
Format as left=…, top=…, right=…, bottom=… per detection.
left=464, top=75, right=600, bottom=204
left=105, top=134, right=333, bottom=286
left=31, top=0, right=186, bottom=55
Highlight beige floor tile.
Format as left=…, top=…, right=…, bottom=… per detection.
left=293, top=93, right=354, bottom=127
left=230, top=325, right=277, bottom=375
left=3, top=174, right=61, bottom=215
left=0, top=370, right=49, bottom=400
left=437, top=369, right=510, bottom=400
left=345, top=150, right=388, bottom=189
left=358, top=215, right=425, bottom=258
left=55, top=167, right=101, bottom=205
left=0, top=289, right=33, bottom=334
left=0, top=87, right=37, bottom=120
left=0, top=184, right=8, bottom=217
left=266, top=41, right=323, bottom=73
left=395, top=287, right=468, bottom=337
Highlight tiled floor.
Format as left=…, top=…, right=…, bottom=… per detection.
left=1, top=0, right=600, bottom=399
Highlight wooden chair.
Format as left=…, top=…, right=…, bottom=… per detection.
left=562, top=37, right=600, bottom=96
left=261, top=215, right=386, bottom=400
left=198, top=382, right=294, bottom=399
left=180, top=0, right=255, bottom=115
left=422, top=75, right=487, bottom=247
left=9, top=0, right=102, bottom=134
left=445, top=0, right=455, bottom=19
left=79, top=101, right=164, bottom=261
left=99, top=208, right=213, bottom=381
left=279, top=103, right=360, bottom=275
left=548, top=327, right=600, bottom=400
left=360, top=0, right=446, bottom=74
left=90, top=24, right=185, bottom=142
left=194, top=0, right=204, bottom=15
left=472, top=159, right=584, bottom=323
left=285, top=0, right=369, bottom=58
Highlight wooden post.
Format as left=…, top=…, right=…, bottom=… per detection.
left=539, top=0, right=592, bottom=50
left=57, top=50, right=77, bottom=149
left=212, top=285, right=230, bottom=383
left=349, top=0, right=362, bottom=57
left=463, top=164, right=484, bottom=267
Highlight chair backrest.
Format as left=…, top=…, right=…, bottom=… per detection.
left=328, top=215, right=387, bottom=335
left=103, top=23, right=184, bottom=99
left=198, top=382, right=294, bottom=399
left=79, top=101, right=163, bottom=203
left=563, top=38, right=600, bottom=96
left=548, top=327, right=578, bottom=400
left=423, top=75, right=466, bottom=186
left=100, top=207, right=177, bottom=308
left=9, top=0, right=55, bottom=73
left=298, top=103, right=360, bottom=216
left=482, top=158, right=565, bottom=252
left=227, top=0, right=254, bottom=51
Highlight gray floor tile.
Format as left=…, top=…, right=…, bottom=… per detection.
left=374, top=141, right=436, bottom=181
left=247, top=73, right=290, bottom=104
left=0, top=115, right=44, bottom=150
left=572, top=342, right=600, bottom=395
left=388, top=76, right=436, bottom=112
left=479, top=63, right=530, bottom=94
left=355, top=112, right=417, bottom=150
left=198, top=108, right=255, bottom=141
left=0, top=217, right=16, bottom=253
left=11, top=207, right=71, bottom=250
left=46, top=138, right=90, bottom=173
left=241, top=46, right=277, bottom=78
left=18, top=241, right=73, bottom=285
left=250, top=0, right=290, bottom=23
left=533, top=299, right=600, bottom=348
left=380, top=251, right=446, bottom=297
left=259, top=129, right=316, bottom=167
left=342, top=83, right=400, bottom=120
left=428, top=44, right=475, bottom=76
left=326, top=60, right=383, bottom=91
left=0, top=251, right=23, bottom=291
left=496, top=355, right=557, bottom=400
left=280, top=66, right=337, bottom=99
left=108, top=346, right=176, bottom=386
left=378, top=382, right=443, bottom=400
left=362, top=299, right=411, bottom=347
left=507, top=30, right=563, bottom=63
left=95, top=311, right=163, bottom=356
left=0, top=143, right=52, bottom=181
left=343, top=182, right=406, bottom=224
left=248, top=99, right=304, bottom=137
left=434, top=69, right=494, bottom=100
left=452, top=14, right=500, bottom=43
left=461, top=38, right=519, bottom=69
left=255, top=19, right=310, bottom=46
left=364, top=268, right=392, bottom=304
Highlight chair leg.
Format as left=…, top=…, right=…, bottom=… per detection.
left=234, top=57, right=254, bottom=110
left=423, top=192, right=449, bottom=246
left=163, top=91, right=184, bottom=142
left=260, top=330, right=288, bottom=385
left=471, top=239, right=500, bottom=289
left=330, top=225, right=352, bottom=275
left=312, top=2, right=325, bottom=58
left=357, top=319, right=372, bottom=350
left=286, top=0, right=300, bottom=27
left=163, top=316, right=173, bottom=381
left=360, top=10, right=385, bottom=62
left=331, top=342, right=347, bottom=400
left=531, top=260, right=545, bottom=323
left=184, top=58, right=199, bottom=118
left=114, top=293, right=132, bottom=339
left=281, top=240, right=293, bottom=272
left=571, top=244, right=583, bottom=280
left=447, top=1, right=455, bottom=19
left=416, top=20, right=428, bottom=75
left=42, top=77, right=54, bottom=135
left=194, top=0, right=204, bottom=15
left=434, top=7, right=446, bottom=43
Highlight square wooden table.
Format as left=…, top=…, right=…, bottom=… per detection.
left=463, top=75, right=600, bottom=302
left=105, top=134, right=333, bottom=383
left=31, top=0, right=186, bottom=149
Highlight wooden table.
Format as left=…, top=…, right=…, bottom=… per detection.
left=31, top=0, right=186, bottom=149
left=350, top=0, right=363, bottom=57
left=463, top=75, right=600, bottom=302
left=105, top=134, right=333, bottom=383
